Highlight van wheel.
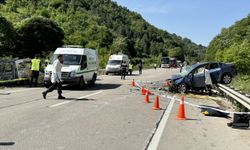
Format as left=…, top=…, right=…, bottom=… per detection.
left=88, top=73, right=97, bottom=86
left=78, top=77, right=85, bottom=89
left=178, top=83, right=188, bottom=93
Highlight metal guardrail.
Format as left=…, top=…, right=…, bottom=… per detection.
left=217, top=83, right=250, bottom=110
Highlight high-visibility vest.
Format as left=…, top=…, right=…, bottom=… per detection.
left=31, top=58, right=41, bottom=71
left=129, top=64, right=133, bottom=69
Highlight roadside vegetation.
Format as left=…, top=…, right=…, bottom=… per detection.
left=206, top=15, right=250, bottom=94
left=0, top=0, right=205, bottom=69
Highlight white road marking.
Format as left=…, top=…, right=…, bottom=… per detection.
left=49, top=91, right=103, bottom=108
left=147, top=97, right=176, bottom=150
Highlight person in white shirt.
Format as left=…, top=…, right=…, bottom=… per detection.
left=42, top=54, right=65, bottom=99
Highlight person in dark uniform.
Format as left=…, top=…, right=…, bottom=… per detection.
left=138, top=60, right=143, bottom=74
left=42, top=55, right=65, bottom=99
left=120, top=61, right=127, bottom=80
left=30, top=54, right=41, bottom=87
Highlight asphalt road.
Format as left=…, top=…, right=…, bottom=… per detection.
left=0, top=68, right=250, bottom=150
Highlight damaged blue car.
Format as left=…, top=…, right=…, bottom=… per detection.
left=168, top=62, right=237, bottom=93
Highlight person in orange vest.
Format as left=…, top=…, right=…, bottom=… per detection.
left=30, top=54, right=41, bottom=87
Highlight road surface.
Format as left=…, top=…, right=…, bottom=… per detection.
left=0, top=68, right=249, bottom=150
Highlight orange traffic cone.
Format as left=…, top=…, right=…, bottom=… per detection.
left=152, top=96, right=160, bottom=110
left=144, top=91, right=150, bottom=103
left=131, top=79, right=135, bottom=87
left=176, top=96, right=186, bottom=120
left=141, top=87, right=146, bottom=95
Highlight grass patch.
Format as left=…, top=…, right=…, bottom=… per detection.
left=230, top=74, right=250, bottom=94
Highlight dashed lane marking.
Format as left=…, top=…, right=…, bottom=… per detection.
left=49, top=91, right=103, bottom=108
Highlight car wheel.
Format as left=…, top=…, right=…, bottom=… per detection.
left=178, top=83, right=188, bottom=93
left=105, top=72, right=108, bottom=75
left=78, top=77, right=85, bottom=89
left=222, top=74, right=232, bottom=84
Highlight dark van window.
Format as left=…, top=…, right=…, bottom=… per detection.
left=81, top=55, right=87, bottom=69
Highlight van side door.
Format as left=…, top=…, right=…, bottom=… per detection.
left=80, top=55, right=90, bottom=81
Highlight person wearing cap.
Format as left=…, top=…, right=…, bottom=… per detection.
left=42, top=54, right=65, bottom=99
left=30, top=54, right=41, bottom=87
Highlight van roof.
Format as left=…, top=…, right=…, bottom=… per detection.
left=54, top=48, right=95, bottom=55
left=109, top=54, right=128, bottom=60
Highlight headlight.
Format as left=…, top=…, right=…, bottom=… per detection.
left=70, top=71, right=76, bottom=77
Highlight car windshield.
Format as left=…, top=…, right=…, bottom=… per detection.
left=161, top=57, right=169, bottom=64
left=51, top=54, right=82, bottom=65
left=179, top=65, right=194, bottom=77
left=108, top=60, right=122, bottom=65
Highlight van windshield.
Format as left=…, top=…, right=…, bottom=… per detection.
left=108, top=60, right=122, bottom=65
left=51, top=54, right=82, bottom=65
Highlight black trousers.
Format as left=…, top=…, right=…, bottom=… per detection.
left=46, top=82, right=62, bottom=96
left=139, top=67, right=142, bottom=74
left=30, top=71, right=39, bottom=87
left=121, top=68, right=126, bottom=79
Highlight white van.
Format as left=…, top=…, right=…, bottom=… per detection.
left=44, top=47, right=98, bottom=88
left=105, top=54, right=129, bottom=75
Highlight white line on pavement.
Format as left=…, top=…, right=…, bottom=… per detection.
left=49, top=91, right=103, bottom=108
left=147, top=97, right=176, bottom=150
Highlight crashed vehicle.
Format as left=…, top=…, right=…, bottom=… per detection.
left=0, top=58, right=43, bottom=85
left=168, top=62, right=237, bottom=93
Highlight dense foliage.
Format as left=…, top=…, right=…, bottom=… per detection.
left=206, top=15, right=250, bottom=74
left=0, top=16, right=16, bottom=56
left=0, top=0, right=205, bottom=67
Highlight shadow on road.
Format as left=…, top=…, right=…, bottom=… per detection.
left=63, top=83, right=122, bottom=91
left=0, top=142, right=15, bottom=146
left=65, top=98, right=95, bottom=101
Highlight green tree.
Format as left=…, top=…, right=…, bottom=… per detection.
left=16, top=16, right=64, bottom=57
left=168, top=47, right=183, bottom=60
left=110, top=37, right=128, bottom=54
left=0, top=16, right=16, bottom=56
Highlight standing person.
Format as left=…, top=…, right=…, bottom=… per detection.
left=30, top=54, right=41, bottom=87
left=154, top=63, right=157, bottom=70
left=42, top=55, right=65, bottom=99
left=120, top=61, right=127, bottom=80
left=204, top=65, right=212, bottom=96
left=138, top=60, right=143, bottom=75
left=128, top=63, right=133, bottom=75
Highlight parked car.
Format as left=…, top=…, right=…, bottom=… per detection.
left=168, top=62, right=237, bottom=93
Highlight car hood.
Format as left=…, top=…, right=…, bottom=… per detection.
left=170, top=73, right=184, bottom=81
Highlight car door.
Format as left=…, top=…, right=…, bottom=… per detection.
left=208, top=63, right=221, bottom=83
left=191, top=65, right=206, bottom=88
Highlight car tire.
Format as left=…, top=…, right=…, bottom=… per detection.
left=78, top=77, right=85, bottom=89
left=105, top=72, right=108, bottom=75
left=178, top=83, right=188, bottom=93
left=222, top=74, right=232, bottom=84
